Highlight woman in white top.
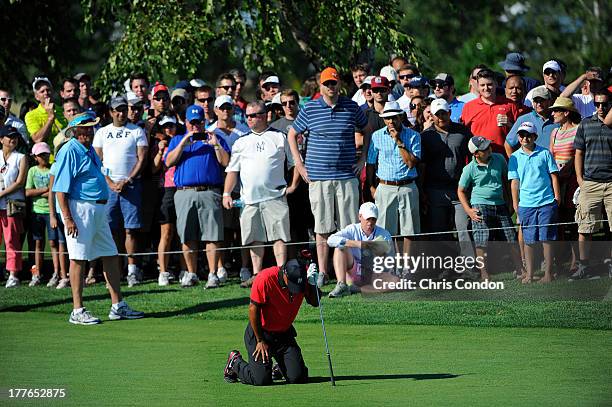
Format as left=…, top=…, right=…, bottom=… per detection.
left=0, top=126, right=28, bottom=288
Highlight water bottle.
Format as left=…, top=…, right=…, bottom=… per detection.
left=0, top=175, right=4, bottom=191
left=232, top=199, right=244, bottom=208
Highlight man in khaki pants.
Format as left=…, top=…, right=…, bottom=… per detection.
left=288, top=67, right=368, bottom=287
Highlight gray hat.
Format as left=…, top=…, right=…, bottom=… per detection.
left=531, top=86, right=551, bottom=100
left=468, top=136, right=492, bottom=154
left=110, top=95, right=128, bottom=109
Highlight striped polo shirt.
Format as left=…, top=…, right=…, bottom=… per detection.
left=574, top=114, right=612, bottom=182
left=292, top=96, right=367, bottom=180
left=551, top=125, right=578, bottom=165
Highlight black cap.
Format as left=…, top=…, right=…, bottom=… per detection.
left=0, top=125, right=20, bottom=138
left=284, top=260, right=306, bottom=294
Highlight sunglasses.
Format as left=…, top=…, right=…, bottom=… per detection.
left=114, top=106, right=128, bottom=113
left=543, top=69, right=559, bottom=76
left=0, top=97, right=12, bottom=103
left=154, top=96, right=170, bottom=102
left=594, top=102, right=609, bottom=108
left=399, top=74, right=416, bottom=80
left=323, top=80, right=338, bottom=87
left=197, top=97, right=214, bottom=104
left=263, top=84, right=279, bottom=91
left=409, top=103, right=418, bottom=110
left=246, top=112, right=265, bottom=118
left=172, top=98, right=185, bottom=105
left=189, top=119, right=204, bottom=125
left=3, top=133, right=19, bottom=139
left=281, top=100, right=297, bottom=107
left=518, top=133, right=535, bottom=138
left=128, top=105, right=142, bottom=111
left=433, top=82, right=449, bottom=89
left=372, top=88, right=388, bottom=94
left=218, top=85, right=235, bottom=91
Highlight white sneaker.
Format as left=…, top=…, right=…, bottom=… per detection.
left=205, top=273, right=220, bottom=289
left=5, top=275, right=19, bottom=288
left=181, top=272, right=198, bottom=287
left=69, top=308, right=101, bottom=325
left=56, top=278, right=70, bottom=289
left=217, top=267, right=228, bottom=284
left=127, top=271, right=140, bottom=288
left=328, top=281, right=349, bottom=298
left=239, top=267, right=252, bottom=282
left=29, top=275, right=42, bottom=287
left=47, top=272, right=59, bottom=288
left=178, top=270, right=186, bottom=283
left=108, top=302, right=145, bottom=320
left=158, top=272, right=171, bottom=286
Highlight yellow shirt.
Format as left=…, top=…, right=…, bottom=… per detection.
left=24, top=103, right=68, bottom=145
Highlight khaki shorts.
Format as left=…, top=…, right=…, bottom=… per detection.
left=240, top=196, right=291, bottom=245
left=309, top=178, right=359, bottom=234
left=575, top=180, right=612, bottom=234
left=375, top=183, right=420, bottom=236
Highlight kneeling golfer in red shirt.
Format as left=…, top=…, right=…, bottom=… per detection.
left=224, top=258, right=319, bottom=385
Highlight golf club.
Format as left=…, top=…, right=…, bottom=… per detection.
left=302, top=250, right=336, bottom=386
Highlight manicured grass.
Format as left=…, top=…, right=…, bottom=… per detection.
left=1, top=273, right=610, bottom=330
left=0, top=312, right=610, bottom=406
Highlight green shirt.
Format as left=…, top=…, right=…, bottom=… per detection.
left=24, top=103, right=67, bottom=146
left=458, top=153, right=507, bottom=206
left=25, top=166, right=51, bottom=214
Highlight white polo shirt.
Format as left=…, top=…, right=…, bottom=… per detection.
left=226, top=127, right=295, bottom=204
left=93, top=122, right=148, bottom=182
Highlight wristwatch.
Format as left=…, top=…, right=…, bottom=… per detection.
left=396, top=142, right=407, bottom=149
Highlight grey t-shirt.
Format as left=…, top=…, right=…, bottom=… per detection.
left=420, top=122, right=472, bottom=188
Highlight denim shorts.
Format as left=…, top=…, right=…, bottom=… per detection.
left=30, top=213, right=66, bottom=243
left=106, top=179, right=143, bottom=230
left=519, top=201, right=558, bottom=244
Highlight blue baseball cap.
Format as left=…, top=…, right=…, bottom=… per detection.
left=185, top=105, right=204, bottom=122
left=408, top=76, right=429, bottom=88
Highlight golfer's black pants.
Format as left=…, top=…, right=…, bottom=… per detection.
left=234, top=323, right=308, bottom=386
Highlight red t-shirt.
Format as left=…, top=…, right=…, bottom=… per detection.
left=461, top=96, right=519, bottom=155
left=250, top=266, right=304, bottom=333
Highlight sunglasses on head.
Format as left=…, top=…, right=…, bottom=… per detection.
left=218, top=85, right=235, bottom=91
left=323, top=80, right=338, bottom=87
left=197, top=97, right=214, bottom=103
left=246, top=111, right=265, bottom=118
left=399, top=74, right=416, bottom=80
left=282, top=100, right=297, bottom=107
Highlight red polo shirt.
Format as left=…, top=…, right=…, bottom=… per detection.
left=461, top=96, right=519, bottom=155
left=250, top=266, right=304, bottom=333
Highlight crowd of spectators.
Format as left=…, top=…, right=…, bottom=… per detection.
left=2, top=52, right=612, bottom=294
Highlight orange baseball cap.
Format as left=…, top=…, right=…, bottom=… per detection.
left=320, top=67, right=339, bottom=83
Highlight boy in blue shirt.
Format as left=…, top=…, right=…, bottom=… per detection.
left=508, top=122, right=560, bottom=283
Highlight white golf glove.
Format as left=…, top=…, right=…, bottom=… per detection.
left=306, top=263, right=318, bottom=286
left=327, top=235, right=347, bottom=249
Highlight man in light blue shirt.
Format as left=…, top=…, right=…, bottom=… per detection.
left=505, top=86, right=558, bottom=154
left=366, top=100, right=421, bottom=262
left=53, top=112, right=144, bottom=325
left=327, top=202, right=394, bottom=298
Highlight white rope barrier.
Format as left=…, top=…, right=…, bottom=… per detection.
left=2, top=219, right=609, bottom=257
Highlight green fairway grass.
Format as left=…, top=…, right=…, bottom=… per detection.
left=0, top=313, right=610, bottom=407
left=1, top=274, right=611, bottom=406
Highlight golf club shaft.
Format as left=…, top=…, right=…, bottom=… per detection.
left=315, top=284, right=336, bottom=386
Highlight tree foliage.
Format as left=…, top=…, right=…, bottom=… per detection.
left=80, top=0, right=419, bottom=94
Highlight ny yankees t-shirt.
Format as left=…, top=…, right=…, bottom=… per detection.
left=225, top=127, right=295, bottom=204
left=93, top=123, right=148, bottom=182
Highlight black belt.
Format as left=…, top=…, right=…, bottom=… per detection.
left=96, top=200, right=108, bottom=204
left=177, top=185, right=220, bottom=192
left=378, top=178, right=415, bottom=186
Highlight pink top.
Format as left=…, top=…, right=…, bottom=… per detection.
left=552, top=125, right=578, bottom=166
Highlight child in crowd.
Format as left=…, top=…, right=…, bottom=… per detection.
left=458, top=136, right=526, bottom=281
left=508, top=122, right=560, bottom=283
left=47, top=141, right=70, bottom=288
left=25, top=142, right=68, bottom=287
